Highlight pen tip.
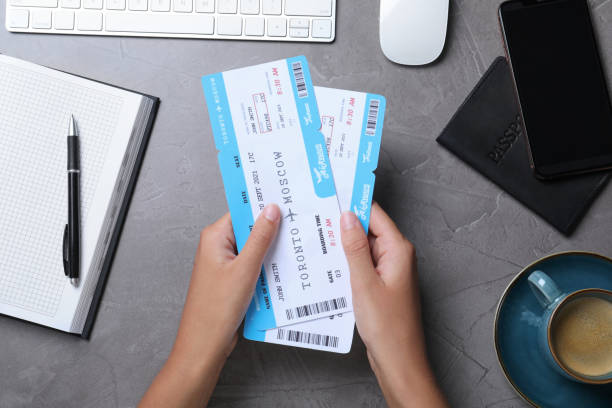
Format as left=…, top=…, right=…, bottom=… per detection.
left=70, top=278, right=79, bottom=287
left=69, top=115, right=77, bottom=136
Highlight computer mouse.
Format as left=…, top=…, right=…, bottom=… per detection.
left=380, top=0, right=449, bottom=66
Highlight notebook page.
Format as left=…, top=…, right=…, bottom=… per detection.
left=0, top=55, right=143, bottom=332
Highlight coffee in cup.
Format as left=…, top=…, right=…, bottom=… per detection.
left=550, top=294, right=612, bottom=378
left=528, top=270, right=612, bottom=384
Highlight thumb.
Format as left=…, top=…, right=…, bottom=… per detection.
left=340, top=211, right=378, bottom=291
left=236, top=204, right=281, bottom=273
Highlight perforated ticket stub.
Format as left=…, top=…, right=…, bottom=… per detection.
left=244, top=87, right=386, bottom=353
left=202, top=57, right=353, bottom=330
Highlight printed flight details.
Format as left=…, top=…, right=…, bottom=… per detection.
left=202, top=57, right=353, bottom=330
left=245, top=87, right=386, bottom=353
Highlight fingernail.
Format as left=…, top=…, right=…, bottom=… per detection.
left=341, top=211, right=358, bottom=231
left=262, top=204, right=280, bottom=222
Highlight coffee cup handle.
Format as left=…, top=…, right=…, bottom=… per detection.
left=528, top=270, right=563, bottom=309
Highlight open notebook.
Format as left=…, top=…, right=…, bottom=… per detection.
left=0, top=55, right=159, bottom=337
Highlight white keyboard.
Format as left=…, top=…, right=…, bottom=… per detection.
left=5, top=0, right=336, bottom=42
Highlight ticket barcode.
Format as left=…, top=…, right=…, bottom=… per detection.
left=291, top=62, right=308, bottom=98
left=285, top=297, right=348, bottom=320
left=365, top=99, right=380, bottom=135
left=276, top=329, right=340, bottom=348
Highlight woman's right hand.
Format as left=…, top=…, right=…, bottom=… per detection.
left=340, top=203, right=448, bottom=408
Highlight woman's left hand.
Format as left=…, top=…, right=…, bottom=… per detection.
left=140, top=204, right=281, bottom=408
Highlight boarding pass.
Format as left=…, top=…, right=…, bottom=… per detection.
left=244, top=87, right=386, bottom=353
left=202, top=57, right=353, bottom=330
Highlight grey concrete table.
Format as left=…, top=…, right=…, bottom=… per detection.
left=1, top=1, right=611, bottom=407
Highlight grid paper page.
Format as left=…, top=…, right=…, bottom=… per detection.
left=0, top=61, right=121, bottom=316
left=0, top=56, right=142, bottom=331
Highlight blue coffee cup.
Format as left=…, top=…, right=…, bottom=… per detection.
left=527, top=270, right=612, bottom=385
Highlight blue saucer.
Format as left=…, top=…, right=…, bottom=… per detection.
left=494, top=252, right=612, bottom=407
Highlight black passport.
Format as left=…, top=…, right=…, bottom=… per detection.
left=437, top=57, right=609, bottom=236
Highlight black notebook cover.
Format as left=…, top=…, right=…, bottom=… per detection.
left=81, top=93, right=159, bottom=339
left=437, top=57, right=609, bottom=236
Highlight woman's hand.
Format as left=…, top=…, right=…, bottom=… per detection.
left=140, top=205, right=281, bottom=408
left=141, top=202, right=446, bottom=408
left=340, top=203, right=447, bottom=408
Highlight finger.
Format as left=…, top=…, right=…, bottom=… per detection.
left=368, top=203, right=409, bottom=265
left=368, top=202, right=404, bottom=241
left=198, top=213, right=236, bottom=264
left=213, top=213, right=236, bottom=251
left=368, top=233, right=377, bottom=254
left=369, top=235, right=385, bottom=265
left=235, top=204, right=281, bottom=273
left=364, top=204, right=416, bottom=285
left=367, top=233, right=387, bottom=267
left=340, top=211, right=380, bottom=291
left=381, top=238, right=417, bottom=287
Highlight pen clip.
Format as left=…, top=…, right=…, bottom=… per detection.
left=62, top=224, right=69, bottom=277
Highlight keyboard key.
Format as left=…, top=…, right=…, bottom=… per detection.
left=267, top=17, right=285, bottom=37
left=77, top=11, right=103, bottom=29
left=261, top=0, right=280, bottom=15
left=240, top=0, right=258, bottom=14
left=106, top=12, right=214, bottom=33
left=285, top=0, right=331, bottom=17
left=83, top=0, right=103, bottom=8
left=151, top=0, right=169, bottom=11
left=217, top=15, right=241, bottom=35
left=8, top=9, right=29, bottom=28
left=218, top=0, right=236, bottom=13
left=129, top=0, right=147, bottom=10
left=244, top=17, right=264, bottom=36
left=289, top=18, right=308, bottom=29
left=54, top=10, right=74, bottom=29
left=106, top=0, right=126, bottom=9
left=312, top=18, right=331, bottom=38
left=10, top=0, right=57, bottom=7
left=31, top=10, right=52, bottom=28
left=289, top=28, right=308, bottom=38
left=174, top=0, right=192, bottom=12
left=195, top=0, right=214, bottom=12
left=60, top=0, right=80, bottom=8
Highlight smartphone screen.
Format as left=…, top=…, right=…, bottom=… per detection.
left=499, top=0, right=612, bottom=178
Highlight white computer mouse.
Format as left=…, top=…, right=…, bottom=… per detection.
left=380, top=0, right=449, bottom=66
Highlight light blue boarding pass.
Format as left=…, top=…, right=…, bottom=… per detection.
left=202, top=57, right=353, bottom=330
left=244, top=87, right=386, bottom=353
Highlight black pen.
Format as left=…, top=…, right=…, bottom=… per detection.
left=63, top=115, right=81, bottom=287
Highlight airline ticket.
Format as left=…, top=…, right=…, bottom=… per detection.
left=244, top=87, right=386, bottom=353
left=202, top=57, right=353, bottom=330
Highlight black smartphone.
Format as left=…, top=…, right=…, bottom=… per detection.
left=499, top=0, right=612, bottom=179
